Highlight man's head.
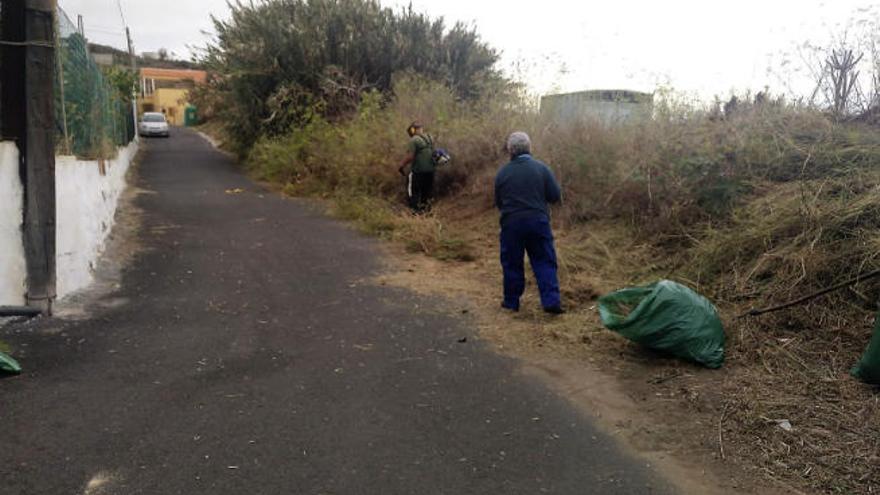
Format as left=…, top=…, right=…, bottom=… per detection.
left=407, top=121, right=424, bottom=137
left=506, top=131, right=531, bottom=158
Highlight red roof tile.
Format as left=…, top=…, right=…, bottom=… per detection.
left=140, top=67, right=208, bottom=84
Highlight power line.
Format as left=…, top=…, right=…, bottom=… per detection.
left=90, top=32, right=127, bottom=40
left=88, top=27, right=126, bottom=36
left=88, top=23, right=127, bottom=32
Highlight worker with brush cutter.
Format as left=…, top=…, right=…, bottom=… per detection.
left=494, top=131, right=564, bottom=314
left=398, top=121, right=436, bottom=213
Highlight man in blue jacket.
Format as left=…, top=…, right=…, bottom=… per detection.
left=494, top=132, right=563, bottom=314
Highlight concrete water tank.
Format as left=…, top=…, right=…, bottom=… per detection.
left=540, top=90, right=653, bottom=126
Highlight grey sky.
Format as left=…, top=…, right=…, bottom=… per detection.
left=60, top=0, right=229, bottom=60
left=61, top=0, right=879, bottom=100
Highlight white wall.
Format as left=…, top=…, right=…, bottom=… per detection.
left=0, top=142, right=27, bottom=306
left=56, top=140, right=138, bottom=298
left=0, top=140, right=138, bottom=306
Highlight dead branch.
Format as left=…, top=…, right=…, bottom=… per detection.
left=827, top=49, right=864, bottom=117
left=739, top=269, right=880, bottom=319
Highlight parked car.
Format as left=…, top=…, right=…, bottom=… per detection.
left=139, top=112, right=170, bottom=138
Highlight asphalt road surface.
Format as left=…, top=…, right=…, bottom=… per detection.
left=1, top=128, right=677, bottom=494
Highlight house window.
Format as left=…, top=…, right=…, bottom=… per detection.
left=143, top=78, right=155, bottom=97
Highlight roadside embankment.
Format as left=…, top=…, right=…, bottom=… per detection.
left=204, top=78, right=880, bottom=493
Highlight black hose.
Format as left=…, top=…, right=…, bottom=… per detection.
left=0, top=306, right=42, bottom=318
left=739, top=269, right=880, bottom=319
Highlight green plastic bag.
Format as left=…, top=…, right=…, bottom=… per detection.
left=851, top=313, right=880, bottom=385
left=0, top=350, right=21, bottom=374
left=598, top=280, right=726, bottom=368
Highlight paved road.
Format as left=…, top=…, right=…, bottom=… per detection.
left=1, top=129, right=675, bottom=494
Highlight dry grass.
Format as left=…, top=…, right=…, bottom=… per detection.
left=374, top=188, right=880, bottom=494
left=224, top=78, right=880, bottom=493
left=351, top=176, right=880, bottom=494
left=718, top=317, right=880, bottom=493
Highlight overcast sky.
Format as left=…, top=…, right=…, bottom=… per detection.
left=61, top=0, right=879, bottom=100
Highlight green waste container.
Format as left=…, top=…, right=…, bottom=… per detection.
left=184, top=106, right=199, bottom=127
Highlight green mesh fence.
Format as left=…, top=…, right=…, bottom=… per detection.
left=55, top=8, right=134, bottom=158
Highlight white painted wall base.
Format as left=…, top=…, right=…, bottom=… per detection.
left=0, top=140, right=138, bottom=306
left=56, top=140, right=138, bottom=298
left=0, top=142, right=27, bottom=306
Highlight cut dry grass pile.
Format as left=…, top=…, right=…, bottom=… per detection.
left=332, top=194, right=480, bottom=262
left=692, top=175, right=880, bottom=304
left=718, top=316, right=880, bottom=493
left=685, top=173, right=880, bottom=493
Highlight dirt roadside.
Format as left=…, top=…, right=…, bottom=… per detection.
left=371, top=229, right=804, bottom=495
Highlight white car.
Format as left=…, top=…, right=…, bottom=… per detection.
left=139, top=112, right=170, bottom=138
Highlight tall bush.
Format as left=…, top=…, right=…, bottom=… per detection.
left=193, top=0, right=505, bottom=155
left=247, top=75, right=525, bottom=200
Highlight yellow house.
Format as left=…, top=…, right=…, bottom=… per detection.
left=138, top=67, right=207, bottom=126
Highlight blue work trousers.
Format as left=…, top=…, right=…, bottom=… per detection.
left=500, top=216, right=561, bottom=310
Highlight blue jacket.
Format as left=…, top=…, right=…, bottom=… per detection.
left=494, top=154, right=561, bottom=226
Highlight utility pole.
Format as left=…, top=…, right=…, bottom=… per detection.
left=126, top=26, right=139, bottom=141
left=1, top=0, right=58, bottom=314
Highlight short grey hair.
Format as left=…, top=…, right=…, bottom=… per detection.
left=506, top=131, right=531, bottom=156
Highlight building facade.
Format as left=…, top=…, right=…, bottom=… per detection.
left=138, top=68, right=207, bottom=126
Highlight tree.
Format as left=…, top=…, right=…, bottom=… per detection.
left=825, top=48, right=863, bottom=117
left=192, top=0, right=505, bottom=154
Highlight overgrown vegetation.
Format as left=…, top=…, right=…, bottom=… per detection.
left=196, top=1, right=880, bottom=492
left=192, top=0, right=505, bottom=155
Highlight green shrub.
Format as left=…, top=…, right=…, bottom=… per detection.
left=247, top=74, right=524, bottom=200
left=193, top=0, right=506, bottom=153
